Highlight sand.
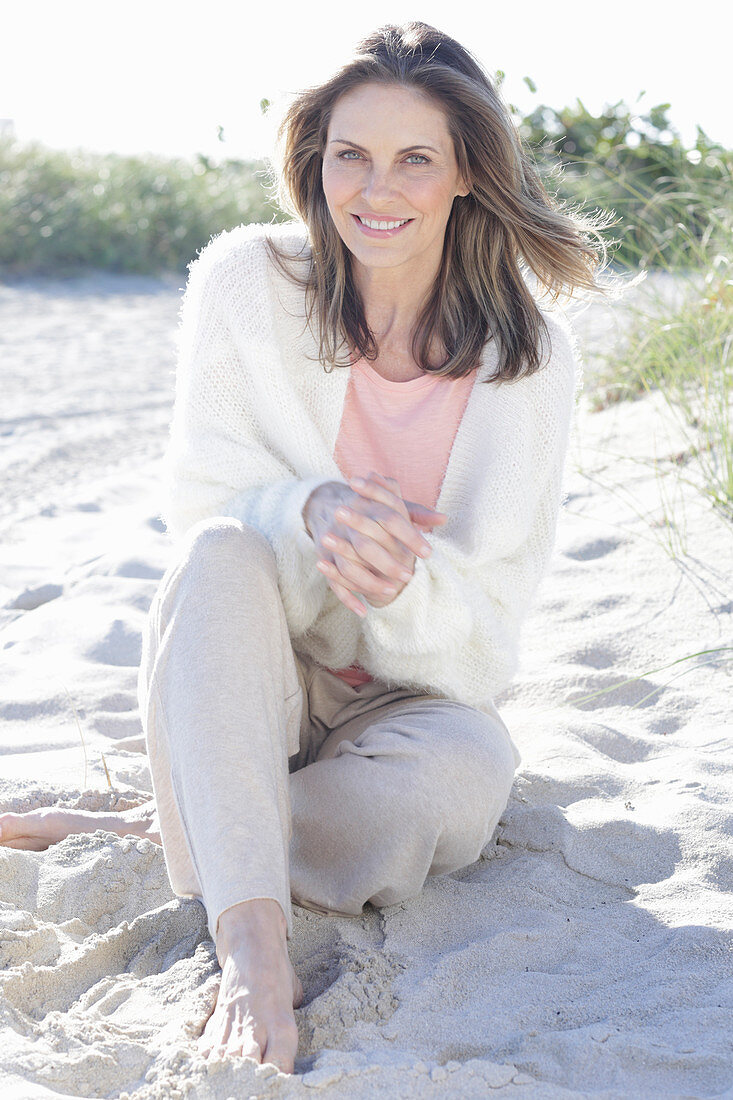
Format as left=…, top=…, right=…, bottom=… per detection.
left=0, top=268, right=731, bottom=1099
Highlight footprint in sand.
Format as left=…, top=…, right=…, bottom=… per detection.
left=85, top=619, right=142, bottom=667
left=563, top=537, right=625, bottom=561
left=6, top=583, right=64, bottom=611
left=110, top=558, right=165, bottom=580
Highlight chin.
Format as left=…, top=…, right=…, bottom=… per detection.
left=349, top=248, right=410, bottom=269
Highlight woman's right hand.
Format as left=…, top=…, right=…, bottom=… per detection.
left=302, top=477, right=446, bottom=616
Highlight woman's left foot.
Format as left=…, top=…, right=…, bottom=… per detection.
left=0, top=798, right=162, bottom=851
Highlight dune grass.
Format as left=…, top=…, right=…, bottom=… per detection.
left=582, top=143, right=732, bottom=520
left=0, top=136, right=283, bottom=276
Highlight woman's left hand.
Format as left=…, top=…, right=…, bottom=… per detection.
left=316, top=472, right=447, bottom=615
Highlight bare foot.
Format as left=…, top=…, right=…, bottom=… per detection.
left=0, top=798, right=161, bottom=850
left=198, top=898, right=304, bottom=1074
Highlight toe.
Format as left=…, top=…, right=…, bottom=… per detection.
left=239, top=1038, right=262, bottom=1063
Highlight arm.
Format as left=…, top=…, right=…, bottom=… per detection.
left=160, top=234, right=341, bottom=638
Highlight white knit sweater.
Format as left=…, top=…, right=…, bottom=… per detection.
left=161, top=220, right=582, bottom=714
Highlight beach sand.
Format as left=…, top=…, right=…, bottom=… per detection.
left=0, top=270, right=731, bottom=1098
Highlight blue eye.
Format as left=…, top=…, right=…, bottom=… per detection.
left=335, top=150, right=429, bottom=164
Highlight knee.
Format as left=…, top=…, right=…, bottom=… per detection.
left=183, top=514, right=272, bottom=563
left=416, top=707, right=515, bottom=806
left=151, top=517, right=277, bottom=627
left=407, top=707, right=517, bottom=867
left=182, top=516, right=275, bottom=570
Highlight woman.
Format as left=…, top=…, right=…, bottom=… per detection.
left=1, top=21, right=619, bottom=1076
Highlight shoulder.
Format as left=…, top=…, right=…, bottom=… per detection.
left=185, top=221, right=311, bottom=296
left=179, top=221, right=311, bottom=340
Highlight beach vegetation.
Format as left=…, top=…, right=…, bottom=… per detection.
left=0, top=138, right=284, bottom=276
left=518, top=94, right=729, bottom=270
left=581, top=141, right=732, bottom=519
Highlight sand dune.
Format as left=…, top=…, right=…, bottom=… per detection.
left=1, top=270, right=731, bottom=1098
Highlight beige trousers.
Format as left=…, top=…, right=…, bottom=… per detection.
left=137, top=517, right=519, bottom=958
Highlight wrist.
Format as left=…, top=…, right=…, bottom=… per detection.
left=302, top=481, right=347, bottom=540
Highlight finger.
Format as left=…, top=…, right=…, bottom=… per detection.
left=334, top=506, right=412, bottom=564
left=354, top=475, right=446, bottom=526
left=324, top=570, right=368, bottom=617
left=318, top=550, right=399, bottom=600
left=369, top=471, right=403, bottom=497
left=321, top=527, right=398, bottom=586
left=404, top=500, right=448, bottom=525
left=340, top=496, right=433, bottom=561
left=331, top=509, right=417, bottom=579
left=315, top=552, right=370, bottom=613
left=348, top=476, right=408, bottom=518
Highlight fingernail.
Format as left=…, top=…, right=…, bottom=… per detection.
left=399, top=569, right=412, bottom=581
left=351, top=477, right=365, bottom=487
left=419, top=545, right=432, bottom=557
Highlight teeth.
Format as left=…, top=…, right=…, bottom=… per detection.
left=358, top=216, right=409, bottom=230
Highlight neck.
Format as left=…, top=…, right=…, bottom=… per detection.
left=351, top=251, right=441, bottom=353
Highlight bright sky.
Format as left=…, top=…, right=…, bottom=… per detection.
left=2, top=0, right=728, bottom=161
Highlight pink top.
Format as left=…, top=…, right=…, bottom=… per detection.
left=326, top=356, right=477, bottom=686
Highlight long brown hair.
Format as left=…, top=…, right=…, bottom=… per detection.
left=264, top=21, right=620, bottom=382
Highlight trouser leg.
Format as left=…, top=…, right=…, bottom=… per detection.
left=288, top=686, right=517, bottom=917
left=137, top=517, right=303, bottom=953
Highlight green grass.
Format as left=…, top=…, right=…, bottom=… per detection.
left=0, top=137, right=285, bottom=276
left=583, top=143, right=733, bottom=519
left=591, top=273, right=732, bottom=519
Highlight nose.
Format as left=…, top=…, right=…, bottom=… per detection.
left=361, top=164, right=399, bottom=208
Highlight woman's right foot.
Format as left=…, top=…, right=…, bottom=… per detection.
left=198, top=898, right=303, bottom=1073
left=0, top=798, right=161, bottom=850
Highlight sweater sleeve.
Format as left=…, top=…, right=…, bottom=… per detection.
left=357, top=315, right=581, bottom=705
left=160, top=233, right=337, bottom=639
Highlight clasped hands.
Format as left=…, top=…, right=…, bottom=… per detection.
left=302, top=472, right=447, bottom=618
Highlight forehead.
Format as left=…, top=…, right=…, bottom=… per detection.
left=327, top=83, right=452, bottom=146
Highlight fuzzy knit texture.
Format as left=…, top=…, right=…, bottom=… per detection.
left=160, top=220, right=583, bottom=714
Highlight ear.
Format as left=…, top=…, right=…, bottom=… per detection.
left=456, top=176, right=471, bottom=198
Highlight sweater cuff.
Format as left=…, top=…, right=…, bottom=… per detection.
left=227, top=474, right=345, bottom=640
left=281, top=474, right=335, bottom=562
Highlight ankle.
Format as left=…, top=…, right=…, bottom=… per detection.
left=216, top=898, right=288, bottom=960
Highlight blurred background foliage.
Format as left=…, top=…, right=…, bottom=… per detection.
left=0, top=86, right=730, bottom=277
left=0, top=145, right=281, bottom=275
left=513, top=82, right=731, bottom=272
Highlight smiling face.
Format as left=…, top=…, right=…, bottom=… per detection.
left=321, top=82, right=469, bottom=277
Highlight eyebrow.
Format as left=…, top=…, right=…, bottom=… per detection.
left=330, top=139, right=441, bottom=155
